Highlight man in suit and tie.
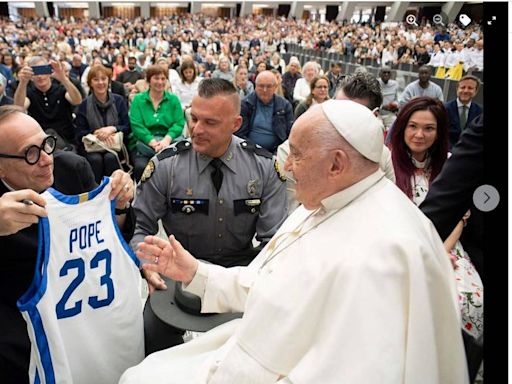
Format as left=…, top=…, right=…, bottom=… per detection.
left=444, top=75, right=482, bottom=148
left=230, top=35, right=242, bottom=54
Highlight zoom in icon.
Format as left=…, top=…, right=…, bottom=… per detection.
left=405, top=14, right=418, bottom=27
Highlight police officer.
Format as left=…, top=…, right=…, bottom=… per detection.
left=131, top=78, right=287, bottom=353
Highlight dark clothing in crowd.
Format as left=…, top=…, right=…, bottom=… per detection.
left=282, top=72, right=302, bottom=105
left=0, top=152, right=96, bottom=384
left=26, top=79, right=77, bottom=146
left=69, top=63, right=88, bottom=81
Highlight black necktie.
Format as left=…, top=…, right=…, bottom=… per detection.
left=210, top=158, right=223, bottom=195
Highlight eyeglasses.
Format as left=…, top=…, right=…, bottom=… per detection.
left=0, top=135, right=57, bottom=165
left=256, top=84, right=276, bottom=90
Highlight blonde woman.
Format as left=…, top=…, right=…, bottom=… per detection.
left=269, top=52, right=285, bottom=74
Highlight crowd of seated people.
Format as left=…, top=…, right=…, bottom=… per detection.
left=0, top=12, right=483, bottom=183
left=0, top=11, right=487, bottom=384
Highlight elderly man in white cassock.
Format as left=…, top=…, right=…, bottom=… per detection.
left=120, top=100, right=469, bottom=383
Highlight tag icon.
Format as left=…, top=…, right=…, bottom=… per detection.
left=459, top=14, right=471, bottom=27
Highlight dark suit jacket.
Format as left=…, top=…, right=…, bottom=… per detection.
left=419, top=114, right=483, bottom=276
left=444, top=99, right=482, bottom=148
left=110, top=80, right=127, bottom=100
left=0, top=151, right=135, bottom=384
left=0, top=151, right=96, bottom=384
left=420, top=114, right=486, bottom=382
left=230, top=41, right=242, bottom=53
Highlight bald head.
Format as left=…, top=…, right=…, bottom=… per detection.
left=0, top=107, right=54, bottom=191
left=255, top=71, right=277, bottom=104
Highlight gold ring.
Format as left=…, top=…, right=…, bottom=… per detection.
left=124, top=184, right=130, bottom=192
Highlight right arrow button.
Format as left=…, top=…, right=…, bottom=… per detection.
left=473, top=185, right=500, bottom=212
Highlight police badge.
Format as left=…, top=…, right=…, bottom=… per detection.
left=140, top=160, right=155, bottom=182
left=247, top=179, right=259, bottom=197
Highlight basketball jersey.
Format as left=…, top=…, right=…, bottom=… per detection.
left=17, top=177, right=144, bottom=384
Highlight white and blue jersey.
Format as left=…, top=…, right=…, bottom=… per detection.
left=17, top=177, right=144, bottom=384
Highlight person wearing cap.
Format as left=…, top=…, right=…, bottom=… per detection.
left=276, top=72, right=395, bottom=213
left=131, top=78, right=287, bottom=352
left=120, top=99, right=468, bottom=384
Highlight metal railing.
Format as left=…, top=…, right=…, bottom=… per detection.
left=282, top=44, right=484, bottom=106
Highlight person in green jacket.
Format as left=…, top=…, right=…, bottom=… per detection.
left=129, top=65, right=185, bottom=181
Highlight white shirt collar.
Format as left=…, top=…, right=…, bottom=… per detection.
left=320, top=170, right=385, bottom=213
left=456, top=98, right=472, bottom=109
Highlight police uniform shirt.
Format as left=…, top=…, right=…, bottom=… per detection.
left=131, top=136, right=287, bottom=267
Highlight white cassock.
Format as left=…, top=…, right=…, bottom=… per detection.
left=120, top=171, right=469, bottom=384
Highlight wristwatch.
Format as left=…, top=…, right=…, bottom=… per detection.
left=115, top=202, right=131, bottom=215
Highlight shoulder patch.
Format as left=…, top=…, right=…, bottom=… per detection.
left=156, top=140, right=192, bottom=161
left=240, top=140, right=273, bottom=159
left=140, top=160, right=155, bottom=183
left=274, top=159, right=287, bottom=182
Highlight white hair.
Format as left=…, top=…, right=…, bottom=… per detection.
left=302, top=61, right=319, bottom=75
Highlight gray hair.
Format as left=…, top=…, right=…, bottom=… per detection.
left=27, top=56, right=47, bottom=66
left=302, top=61, right=319, bottom=75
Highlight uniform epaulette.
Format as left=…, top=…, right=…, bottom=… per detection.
left=157, top=140, right=192, bottom=161
left=240, top=141, right=272, bottom=159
